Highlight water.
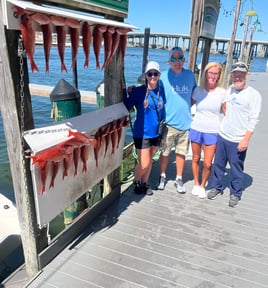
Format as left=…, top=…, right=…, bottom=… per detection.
left=1, top=46, right=267, bottom=202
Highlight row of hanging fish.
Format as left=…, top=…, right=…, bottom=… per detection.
left=13, top=5, right=132, bottom=73
left=30, top=116, right=129, bottom=194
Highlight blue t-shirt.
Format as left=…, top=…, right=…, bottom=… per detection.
left=161, top=68, right=196, bottom=130
left=123, top=84, right=165, bottom=139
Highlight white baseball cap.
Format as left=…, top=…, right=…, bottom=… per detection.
left=145, top=61, right=160, bottom=73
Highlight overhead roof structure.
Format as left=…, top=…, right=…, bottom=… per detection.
left=2, top=0, right=137, bottom=31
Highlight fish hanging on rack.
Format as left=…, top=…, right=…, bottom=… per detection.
left=65, top=18, right=80, bottom=69
left=30, top=13, right=52, bottom=73
left=119, top=30, right=131, bottom=67
left=63, top=152, right=73, bottom=179
left=40, top=161, right=50, bottom=194
left=82, top=21, right=92, bottom=68
left=102, top=26, right=115, bottom=70
left=50, top=15, right=68, bottom=73
left=93, top=24, right=107, bottom=69
left=20, top=14, right=39, bottom=73
left=49, top=161, right=60, bottom=189
left=80, top=144, right=90, bottom=173
left=109, top=120, right=117, bottom=155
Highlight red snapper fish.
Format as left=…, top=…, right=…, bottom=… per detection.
left=31, top=13, right=52, bottom=74
left=80, top=145, right=90, bottom=173
left=50, top=15, right=67, bottom=73
left=49, top=161, right=60, bottom=189
left=82, top=21, right=92, bottom=68
left=68, top=130, right=92, bottom=145
left=20, top=14, right=39, bottom=73
left=107, top=28, right=128, bottom=65
left=93, top=25, right=107, bottom=69
left=30, top=144, right=73, bottom=166
left=102, top=26, right=115, bottom=70
left=65, top=18, right=80, bottom=69
left=63, top=152, right=73, bottom=179
left=40, top=161, right=49, bottom=194
left=119, top=30, right=131, bottom=67
left=73, top=147, right=81, bottom=176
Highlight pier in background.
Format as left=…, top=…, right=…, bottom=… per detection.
left=127, top=32, right=268, bottom=58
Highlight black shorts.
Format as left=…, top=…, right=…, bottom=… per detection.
left=134, top=137, right=161, bottom=149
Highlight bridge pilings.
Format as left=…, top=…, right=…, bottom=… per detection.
left=127, top=33, right=268, bottom=58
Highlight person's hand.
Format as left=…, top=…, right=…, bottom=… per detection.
left=127, top=85, right=136, bottom=94
left=237, top=139, right=249, bottom=152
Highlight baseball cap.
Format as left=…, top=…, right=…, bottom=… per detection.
left=169, top=47, right=184, bottom=61
left=231, top=62, right=248, bottom=73
left=145, top=61, right=160, bottom=73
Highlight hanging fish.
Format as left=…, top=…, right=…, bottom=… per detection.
left=40, top=161, right=49, bottom=194
left=93, top=130, right=102, bottom=167
left=73, top=147, right=81, bottom=176
left=93, top=25, right=107, bottom=69
left=49, top=161, right=60, bottom=189
left=80, top=145, right=90, bottom=173
left=50, top=15, right=67, bottom=73
left=30, top=144, right=72, bottom=166
left=102, top=26, right=115, bottom=70
left=119, top=31, right=130, bottom=67
left=82, top=21, right=92, bottom=68
left=109, top=120, right=117, bottom=155
left=65, top=18, right=80, bottom=69
left=68, top=130, right=92, bottom=145
left=20, top=14, right=39, bottom=73
left=63, top=152, right=73, bottom=179
left=107, top=28, right=127, bottom=66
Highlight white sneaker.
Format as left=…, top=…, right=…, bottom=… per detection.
left=198, top=187, right=206, bottom=199
left=191, top=186, right=200, bottom=196
left=174, top=178, right=186, bottom=194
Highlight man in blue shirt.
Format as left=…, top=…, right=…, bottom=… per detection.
left=158, top=47, right=196, bottom=193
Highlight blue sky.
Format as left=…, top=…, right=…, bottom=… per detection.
left=125, top=0, right=268, bottom=42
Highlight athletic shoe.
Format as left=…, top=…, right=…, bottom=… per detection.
left=174, top=178, right=186, bottom=194
left=141, top=183, right=153, bottom=196
left=198, top=187, right=206, bottom=199
left=229, top=194, right=239, bottom=207
left=207, top=188, right=222, bottom=200
left=157, top=176, right=166, bottom=190
left=191, top=185, right=200, bottom=196
left=133, top=181, right=142, bottom=194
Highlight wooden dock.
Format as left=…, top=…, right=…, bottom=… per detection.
left=2, top=72, right=268, bottom=288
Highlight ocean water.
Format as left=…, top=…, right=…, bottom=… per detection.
left=1, top=46, right=267, bottom=202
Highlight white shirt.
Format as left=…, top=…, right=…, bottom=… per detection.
left=191, top=86, right=227, bottom=133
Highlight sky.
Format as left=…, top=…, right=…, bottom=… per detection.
left=125, top=0, right=268, bottom=42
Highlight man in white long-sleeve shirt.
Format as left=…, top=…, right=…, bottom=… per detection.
left=207, top=62, right=262, bottom=207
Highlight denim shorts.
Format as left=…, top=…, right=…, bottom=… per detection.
left=134, top=137, right=161, bottom=149
left=189, top=129, right=218, bottom=145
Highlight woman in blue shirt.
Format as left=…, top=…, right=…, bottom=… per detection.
left=123, top=61, right=165, bottom=195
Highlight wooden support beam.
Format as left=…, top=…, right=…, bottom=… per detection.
left=0, top=8, right=47, bottom=281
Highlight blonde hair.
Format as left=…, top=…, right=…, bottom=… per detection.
left=200, top=62, right=223, bottom=90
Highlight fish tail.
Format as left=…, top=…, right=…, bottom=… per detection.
left=31, top=61, right=39, bottom=73
left=84, top=59, right=89, bottom=68
left=61, top=63, right=68, bottom=73
left=62, top=170, right=68, bottom=179
left=49, top=180, right=54, bottom=189
left=82, top=164, right=87, bottom=173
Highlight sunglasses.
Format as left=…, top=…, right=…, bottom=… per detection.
left=147, top=71, right=159, bottom=77
left=170, top=56, right=184, bottom=63
left=232, top=63, right=248, bottom=71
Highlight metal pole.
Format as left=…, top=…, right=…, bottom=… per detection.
left=222, top=0, right=241, bottom=88
left=239, top=15, right=250, bottom=62
left=245, top=24, right=255, bottom=66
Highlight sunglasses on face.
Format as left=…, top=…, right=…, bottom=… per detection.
left=232, top=63, right=248, bottom=70
left=170, top=56, right=184, bottom=63
left=147, top=71, right=159, bottom=77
